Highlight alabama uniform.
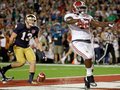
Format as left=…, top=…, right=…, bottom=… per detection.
left=64, top=13, right=94, bottom=60
left=63, top=1, right=105, bottom=89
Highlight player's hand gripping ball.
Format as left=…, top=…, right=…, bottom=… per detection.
left=36, top=72, right=46, bottom=82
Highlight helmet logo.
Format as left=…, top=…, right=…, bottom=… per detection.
left=73, top=1, right=87, bottom=14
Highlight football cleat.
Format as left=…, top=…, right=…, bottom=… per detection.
left=28, top=81, right=38, bottom=84
left=84, top=75, right=97, bottom=89
left=2, top=77, right=14, bottom=84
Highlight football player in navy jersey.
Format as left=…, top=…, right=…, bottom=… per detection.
left=0, top=14, right=43, bottom=84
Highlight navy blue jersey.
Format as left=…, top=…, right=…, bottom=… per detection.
left=13, top=23, right=39, bottom=48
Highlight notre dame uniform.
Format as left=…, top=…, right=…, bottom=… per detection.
left=13, top=23, right=39, bottom=64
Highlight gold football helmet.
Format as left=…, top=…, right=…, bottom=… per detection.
left=25, top=14, right=37, bottom=27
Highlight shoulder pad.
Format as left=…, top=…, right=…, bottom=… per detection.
left=15, top=23, right=25, bottom=29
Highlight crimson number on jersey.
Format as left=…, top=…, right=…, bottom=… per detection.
left=76, top=18, right=90, bottom=29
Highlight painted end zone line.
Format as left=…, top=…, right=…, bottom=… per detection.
left=0, top=75, right=120, bottom=90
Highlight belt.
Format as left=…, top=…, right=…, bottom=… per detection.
left=72, top=39, right=91, bottom=43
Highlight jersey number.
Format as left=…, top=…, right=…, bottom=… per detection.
left=77, top=19, right=89, bottom=29
left=21, top=32, right=32, bottom=41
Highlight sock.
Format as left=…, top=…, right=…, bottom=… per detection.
left=0, top=70, right=6, bottom=79
left=28, top=72, right=35, bottom=83
left=1, top=74, right=6, bottom=79
left=2, top=65, right=12, bottom=74
left=86, top=68, right=93, bottom=77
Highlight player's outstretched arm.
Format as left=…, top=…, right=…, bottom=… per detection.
left=91, top=19, right=113, bottom=28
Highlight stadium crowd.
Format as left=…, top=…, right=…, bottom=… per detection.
left=0, top=0, right=120, bottom=65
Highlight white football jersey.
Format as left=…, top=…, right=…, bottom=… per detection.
left=64, top=13, right=93, bottom=40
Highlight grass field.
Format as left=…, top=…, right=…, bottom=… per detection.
left=0, top=63, right=120, bottom=80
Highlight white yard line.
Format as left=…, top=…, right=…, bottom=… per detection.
left=0, top=81, right=120, bottom=90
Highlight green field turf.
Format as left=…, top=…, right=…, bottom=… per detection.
left=0, top=63, right=120, bottom=80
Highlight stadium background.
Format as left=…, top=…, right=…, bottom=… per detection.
left=0, top=0, right=120, bottom=89
left=0, top=0, right=120, bottom=65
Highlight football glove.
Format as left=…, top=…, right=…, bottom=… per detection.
left=36, top=50, right=46, bottom=60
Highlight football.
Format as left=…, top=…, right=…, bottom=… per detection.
left=36, top=72, right=46, bottom=82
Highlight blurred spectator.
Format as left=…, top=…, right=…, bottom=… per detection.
left=0, top=0, right=119, bottom=65
left=93, top=30, right=102, bottom=63
left=100, top=27, right=116, bottom=64
left=51, top=22, right=64, bottom=63
left=0, top=31, right=9, bottom=62
left=113, top=31, right=119, bottom=64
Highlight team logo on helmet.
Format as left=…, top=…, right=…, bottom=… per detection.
left=72, top=1, right=87, bottom=14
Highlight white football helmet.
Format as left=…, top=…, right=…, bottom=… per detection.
left=25, top=14, right=37, bottom=27
left=72, top=1, right=87, bottom=14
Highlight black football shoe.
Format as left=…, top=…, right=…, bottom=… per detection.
left=2, top=77, right=14, bottom=84
left=0, top=67, right=14, bottom=84
left=84, top=75, right=97, bottom=89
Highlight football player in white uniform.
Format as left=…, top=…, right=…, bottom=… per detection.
left=64, top=1, right=111, bottom=89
